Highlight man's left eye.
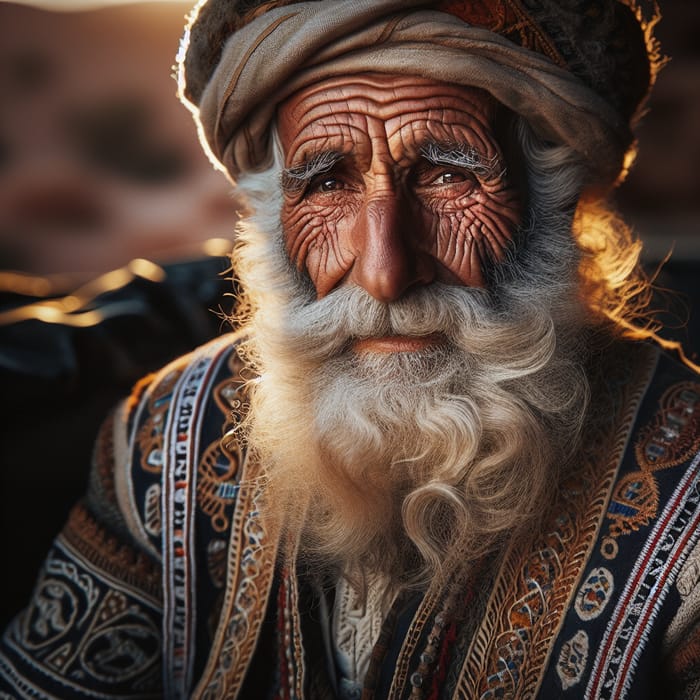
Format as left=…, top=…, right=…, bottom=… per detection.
left=430, top=171, right=468, bottom=185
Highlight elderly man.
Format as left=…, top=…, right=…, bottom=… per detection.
left=2, top=0, right=700, bottom=698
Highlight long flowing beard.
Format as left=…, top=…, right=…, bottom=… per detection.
left=240, top=280, right=589, bottom=589
left=231, top=126, right=592, bottom=590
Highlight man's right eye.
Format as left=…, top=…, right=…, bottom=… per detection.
left=310, top=176, right=343, bottom=193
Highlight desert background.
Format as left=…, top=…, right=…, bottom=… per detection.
left=1, top=0, right=699, bottom=625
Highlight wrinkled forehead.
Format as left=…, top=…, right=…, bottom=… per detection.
left=277, top=73, right=499, bottom=167
left=279, top=73, right=494, bottom=118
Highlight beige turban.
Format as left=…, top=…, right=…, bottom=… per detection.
left=180, top=0, right=641, bottom=186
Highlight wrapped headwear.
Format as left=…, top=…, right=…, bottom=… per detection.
left=178, top=0, right=660, bottom=187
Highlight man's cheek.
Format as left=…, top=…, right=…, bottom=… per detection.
left=431, top=202, right=516, bottom=287
left=283, top=207, right=354, bottom=294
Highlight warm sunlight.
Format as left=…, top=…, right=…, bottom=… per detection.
left=12, top=0, right=188, bottom=9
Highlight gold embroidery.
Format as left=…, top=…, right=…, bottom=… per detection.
left=136, top=369, right=181, bottom=475
left=197, top=352, right=251, bottom=533
left=601, top=381, right=700, bottom=554
left=455, top=345, right=657, bottom=698
left=61, top=504, right=161, bottom=602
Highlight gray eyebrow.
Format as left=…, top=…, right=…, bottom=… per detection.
left=281, top=150, right=344, bottom=194
left=419, top=141, right=504, bottom=180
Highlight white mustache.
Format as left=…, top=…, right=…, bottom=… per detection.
left=252, top=282, right=560, bottom=387
left=275, top=284, right=496, bottom=356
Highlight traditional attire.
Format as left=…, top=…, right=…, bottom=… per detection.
left=2, top=333, right=699, bottom=698
left=3, top=2, right=697, bottom=698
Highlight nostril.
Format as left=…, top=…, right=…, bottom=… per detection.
left=10, top=182, right=106, bottom=231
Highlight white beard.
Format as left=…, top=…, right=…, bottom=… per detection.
left=231, top=130, right=591, bottom=589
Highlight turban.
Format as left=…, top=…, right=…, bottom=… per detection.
left=179, top=0, right=657, bottom=187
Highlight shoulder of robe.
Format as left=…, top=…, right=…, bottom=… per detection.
left=644, top=353, right=700, bottom=698
left=93, top=331, right=254, bottom=562
left=546, top=347, right=700, bottom=696
left=0, top=334, right=254, bottom=697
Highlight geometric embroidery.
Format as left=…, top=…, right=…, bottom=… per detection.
left=586, top=457, right=700, bottom=698
left=635, top=383, right=700, bottom=471
left=455, top=345, right=656, bottom=699
left=605, top=471, right=659, bottom=539
left=556, top=629, right=589, bottom=690
left=163, top=351, right=217, bottom=699
left=574, top=567, right=614, bottom=621
left=137, top=368, right=181, bottom=475
left=601, top=382, right=700, bottom=559
left=197, top=352, right=250, bottom=533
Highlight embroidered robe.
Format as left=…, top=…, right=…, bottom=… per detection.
left=2, top=333, right=700, bottom=699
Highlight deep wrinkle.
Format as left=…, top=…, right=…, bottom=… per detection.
left=277, top=74, right=522, bottom=303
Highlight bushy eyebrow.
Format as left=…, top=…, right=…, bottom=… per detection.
left=419, top=141, right=504, bottom=180
left=281, top=150, right=344, bottom=194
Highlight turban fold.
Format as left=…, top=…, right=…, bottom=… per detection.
left=179, top=0, right=656, bottom=187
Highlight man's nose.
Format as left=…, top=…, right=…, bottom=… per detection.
left=349, top=195, right=434, bottom=302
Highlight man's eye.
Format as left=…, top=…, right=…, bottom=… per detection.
left=431, top=171, right=468, bottom=185
left=311, top=177, right=344, bottom=193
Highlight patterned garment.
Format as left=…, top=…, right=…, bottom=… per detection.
left=2, top=332, right=700, bottom=699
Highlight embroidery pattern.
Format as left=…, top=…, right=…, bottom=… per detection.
left=389, top=587, right=443, bottom=695
left=454, top=347, right=656, bottom=699
left=277, top=569, right=294, bottom=700
left=553, top=381, right=700, bottom=694
left=574, top=567, right=614, bottom=621
left=143, top=483, right=162, bottom=538
left=636, top=383, right=700, bottom=471
left=197, top=352, right=250, bottom=533
left=1, top=520, right=161, bottom=697
left=277, top=550, right=306, bottom=700
left=586, top=456, right=700, bottom=698
left=162, top=347, right=229, bottom=699
left=197, top=478, right=280, bottom=699
left=62, top=505, right=161, bottom=600
left=601, top=382, right=700, bottom=556
left=136, top=369, right=181, bottom=475
left=463, top=464, right=615, bottom=698
left=556, top=630, right=589, bottom=691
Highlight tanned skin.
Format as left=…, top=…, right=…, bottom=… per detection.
left=277, top=74, right=522, bottom=353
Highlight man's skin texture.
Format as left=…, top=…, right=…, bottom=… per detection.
left=278, top=75, right=522, bottom=306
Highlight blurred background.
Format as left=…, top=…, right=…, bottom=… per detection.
left=0, top=0, right=699, bottom=626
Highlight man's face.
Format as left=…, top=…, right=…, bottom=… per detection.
left=246, top=75, right=587, bottom=580
left=277, top=73, right=522, bottom=351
